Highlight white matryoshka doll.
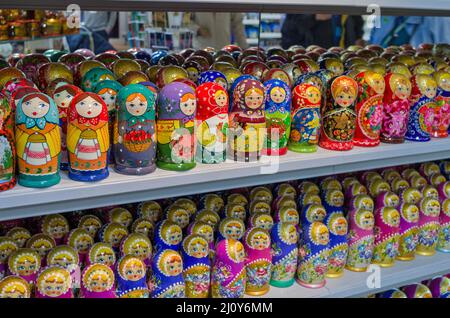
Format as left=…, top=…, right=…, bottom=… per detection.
left=181, top=234, right=210, bottom=298
left=116, top=255, right=148, bottom=298
left=217, top=217, right=246, bottom=243
left=416, top=197, right=441, bottom=256
left=35, top=266, right=73, bottom=298
left=120, top=233, right=152, bottom=267
left=396, top=203, right=420, bottom=261
left=324, top=211, right=348, bottom=278
left=46, top=245, right=80, bottom=290
left=26, top=233, right=56, bottom=267
left=150, top=249, right=185, bottom=298
left=98, top=222, right=129, bottom=252
left=8, top=248, right=41, bottom=287
left=41, top=213, right=70, bottom=245
left=6, top=227, right=31, bottom=248
left=136, top=200, right=163, bottom=224
left=0, top=237, right=18, bottom=279
left=372, top=207, right=401, bottom=267
left=154, top=220, right=183, bottom=253
left=87, top=242, right=116, bottom=270
left=66, top=228, right=94, bottom=266
left=0, top=276, right=31, bottom=298
left=270, top=222, right=298, bottom=288
left=80, top=264, right=116, bottom=298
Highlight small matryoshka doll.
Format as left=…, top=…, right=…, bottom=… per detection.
left=249, top=200, right=272, bottom=216
left=156, top=82, right=196, bottom=171
left=120, top=233, right=152, bottom=267
left=322, top=189, right=345, bottom=214
left=421, top=184, right=439, bottom=200
left=194, top=209, right=221, bottom=230
left=437, top=198, right=450, bottom=252
left=195, top=82, right=229, bottom=163
left=114, top=84, right=156, bottom=175
left=274, top=183, right=297, bottom=200
left=41, top=214, right=70, bottom=245
left=0, top=237, right=18, bottom=279
left=300, top=204, right=327, bottom=227
left=0, top=276, right=31, bottom=298
left=405, top=74, right=437, bottom=142
left=211, top=238, right=246, bottom=298
left=228, top=79, right=266, bottom=162
left=289, top=83, right=321, bottom=153
left=368, top=178, right=391, bottom=198
left=248, top=213, right=274, bottom=232
left=380, top=73, right=412, bottom=143
left=188, top=221, right=215, bottom=259
left=297, top=180, right=320, bottom=196
left=154, top=220, right=183, bottom=253
left=262, top=79, right=291, bottom=156
left=0, top=94, right=16, bottom=192
left=353, top=71, right=385, bottom=147
left=199, top=193, right=225, bottom=215
left=372, top=207, right=401, bottom=267
left=67, top=92, right=110, bottom=181
left=136, top=200, right=162, bottom=224
left=98, top=222, right=129, bottom=251
left=26, top=234, right=56, bottom=267
left=46, top=245, right=80, bottom=289
left=250, top=186, right=273, bottom=204
left=396, top=203, right=420, bottom=261
left=297, top=192, right=322, bottom=212
left=150, top=249, right=185, bottom=298
left=181, top=234, right=210, bottom=298
left=375, top=191, right=400, bottom=210
left=116, top=255, right=149, bottom=298
left=377, top=288, right=407, bottom=298
left=78, top=214, right=103, bottom=238
left=391, top=178, right=410, bottom=194
left=323, top=212, right=348, bottom=278
left=15, top=92, right=61, bottom=187
left=402, top=283, right=433, bottom=298
left=224, top=203, right=247, bottom=221
left=275, top=206, right=300, bottom=229
left=217, top=217, right=245, bottom=243
left=319, top=75, right=358, bottom=151
left=344, top=183, right=368, bottom=205
left=270, top=222, right=298, bottom=288
left=432, top=70, right=450, bottom=138
left=416, top=197, right=441, bottom=256
left=81, top=264, right=116, bottom=298
left=52, top=84, right=82, bottom=170
left=296, top=221, right=329, bottom=288
left=66, top=228, right=94, bottom=265
left=345, top=209, right=375, bottom=272
left=165, top=205, right=190, bottom=230
left=35, top=266, right=73, bottom=298
left=6, top=227, right=30, bottom=248
left=400, top=186, right=423, bottom=205
left=87, top=243, right=116, bottom=270
left=8, top=248, right=41, bottom=286
left=173, top=198, right=197, bottom=218
left=132, top=218, right=155, bottom=240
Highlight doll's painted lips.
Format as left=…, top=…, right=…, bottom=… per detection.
left=32, top=112, right=37, bottom=115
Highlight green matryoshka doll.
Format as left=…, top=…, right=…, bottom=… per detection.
left=81, top=67, right=115, bottom=92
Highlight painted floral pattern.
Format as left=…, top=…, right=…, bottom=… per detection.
left=437, top=224, right=450, bottom=251
left=246, top=260, right=272, bottom=291
left=418, top=224, right=440, bottom=248
left=398, top=229, right=419, bottom=256
left=346, top=236, right=374, bottom=269
left=297, top=248, right=328, bottom=285
left=372, top=236, right=399, bottom=264
left=271, top=248, right=298, bottom=282
left=328, top=244, right=348, bottom=275
left=184, top=268, right=210, bottom=298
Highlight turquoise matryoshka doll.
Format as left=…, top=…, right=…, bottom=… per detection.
left=115, top=255, right=149, bottom=298
left=323, top=211, right=348, bottom=278
left=114, top=84, right=157, bottom=175
left=81, top=67, right=115, bottom=92
left=270, top=222, right=298, bottom=288
left=150, top=249, right=185, bottom=298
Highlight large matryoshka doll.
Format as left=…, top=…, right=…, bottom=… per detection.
left=396, top=203, right=420, bottom=261
left=150, top=249, right=185, bottom=298
left=345, top=209, right=374, bottom=272
left=46, top=245, right=80, bottom=290
left=416, top=197, right=441, bottom=256
left=154, top=220, right=183, bottom=253
left=0, top=276, right=31, bottom=298
left=432, top=70, right=450, bottom=138
left=67, top=92, right=110, bottom=182
left=323, top=211, right=348, bottom=278
left=296, top=221, right=329, bottom=288
left=120, top=233, right=152, bottom=267
left=211, top=238, right=246, bottom=298
left=87, top=243, right=116, bottom=270
left=380, top=73, right=412, bottom=143
left=8, top=248, right=41, bottom=287
left=156, top=82, right=196, bottom=171
left=372, top=207, right=400, bottom=267
left=181, top=234, right=210, bottom=298
left=402, top=283, right=433, bottom=298
left=353, top=71, right=385, bottom=147
left=288, top=83, right=321, bottom=153
left=116, top=255, right=149, bottom=298
left=270, top=222, right=298, bottom=288
left=80, top=264, right=116, bottom=298
left=35, top=266, right=73, bottom=298
left=0, top=94, right=16, bottom=192
left=195, top=82, right=228, bottom=163
left=114, top=84, right=156, bottom=175
left=405, top=74, right=437, bottom=142
left=228, top=78, right=266, bottom=162
left=262, top=79, right=291, bottom=156
left=319, top=75, right=358, bottom=151
left=217, top=217, right=245, bottom=243
left=15, top=92, right=61, bottom=187
left=0, top=237, right=18, bottom=279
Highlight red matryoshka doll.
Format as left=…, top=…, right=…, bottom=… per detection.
left=432, top=70, right=450, bottom=138
left=149, top=249, right=185, bottom=298
left=41, top=214, right=70, bottom=245
left=66, top=228, right=94, bottom=266
left=0, top=237, right=18, bottom=279
left=52, top=84, right=82, bottom=170
left=270, top=222, right=298, bottom=288
left=228, top=79, right=266, bottom=162
left=8, top=248, right=41, bottom=287
left=0, top=276, right=31, bottom=298
left=116, top=255, right=149, bottom=298
left=396, top=203, right=419, bottom=261
left=80, top=264, right=116, bottom=298
left=15, top=92, right=61, bottom=187
left=86, top=243, right=116, bottom=270
left=46, top=245, right=80, bottom=290
left=323, top=211, right=348, bottom=278
left=372, top=207, right=401, bottom=267
left=211, top=238, right=246, bottom=298
left=35, top=266, right=73, bottom=298
left=416, top=197, right=441, bottom=256
left=26, top=234, right=56, bottom=267
left=402, top=283, right=433, bottom=298
left=0, top=94, right=16, bottom=192
left=319, top=75, right=358, bottom=151
left=353, top=71, right=385, bottom=147
left=195, top=82, right=229, bottom=163
left=120, top=233, right=152, bottom=267
left=67, top=92, right=110, bottom=182
left=380, top=73, right=412, bottom=143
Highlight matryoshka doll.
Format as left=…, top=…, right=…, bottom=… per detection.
left=98, top=223, right=129, bottom=252
left=35, top=266, right=73, bottom=298
left=353, top=71, right=385, bottom=147
left=375, top=191, right=400, bottom=210
left=195, top=82, right=229, bottom=163
left=416, top=197, right=441, bottom=256
left=288, top=83, right=321, bottom=153
left=52, top=84, right=82, bottom=170
left=380, top=73, right=412, bottom=143
left=198, top=70, right=228, bottom=90
left=296, top=222, right=329, bottom=288
left=211, top=238, right=246, bottom=298
left=156, top=82, right=196, bottom=171
left=217, top=217, right=245, bottom=242
left=372, top=207, right=400, bottom=267
left=322, top=189, right=345, bottom=215
left=0, top=276, right=31, bottom=298
left=0, top=237, right=18, bottom=279
left=228, top=79, right=266, bottom=162
left=132, top=218, right=155, bottom=240
left=154, top=220, right=183, bottom=253
left=377, top=288, right=407, bottom=298
left=199, top=193, right=225, bottom=215
left=150, top=249, right=185, bottom=298
left=87, top=243, right=116, bottom=270
left=116, top=255, right=149, bottom=298
left=46, top=245, right=80, bottom=290
left=67, top=92, right=110, bottom=181
left=120, top=233, right=152, bottom=267
left=402, top=283, right=433, bottom=298
left=78, top=214, right=103, bottom=238
left=0, top=94, right=16, bottom=192
left=425, top=276, right=450, bottom=298
left=181, top=234, right=210, bottom=298
left=172, top=197, right=197, bottom=218
left=66, top=228, right=94, bottom=266
left=248, top=213, right=274, bottom=232
left=262, top=79, right=291, bottom=156
left=319, top=75, right=358, bottom=151
left=432, top=70, right=450, bottom=138
left=270, top=222, right=298, bottom=288
left=437, top=197, right=450, bottom=253
left=26, top=234, right=56, bottom=267
left=41, top=213, right=70, bottom=245
left=8, top=248, right=41, bottom=286
left=224, top=203, right=247, bottom=221
left=396, top=202, right=420, bottom=261
left=136, top=200, right=162, bottom=224
left=323, top=212, right=348, bottom=278
left=80, top=264, right=116, bottom=298
left=300, top=204, right=327, bottom=227
left=15, top=92, right=61, bottom=187
left=6, top=227, right=30, bottom=248
left=345, top=209, right=374, bottom=272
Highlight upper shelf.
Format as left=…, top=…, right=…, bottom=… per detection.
left=1, top=138, right=449, bottom=221
left=5, top=0, right=450, bottom=16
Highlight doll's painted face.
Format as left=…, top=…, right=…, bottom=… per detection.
left=367, top=72, right=385, bottom=94
left=254, top=215, right=273, bottom=231
left=326, top=60, right=344, bottom=76
left=402, top=204, right=419, bottom=223
left=303, top=193, right=322, bottom=206
left=250, top=232, right=270, bottom=250
left=93, top=247, right=116, bottom=266
left=307, top=205, right=326, bottom=223
left=46, top=220, right=69, bottom=240
left=283, top=209, right=299, bottom=224
left=384, top=208, right=400, bottom=227
left=29, top=238, right=54, bottom=258
left=186, top=67, right=199, bottom=82
left=134, top=220, right=154, bottom=237
left=233, top=242, right=246, bottom=263
left=357, top=196, right=374, bottom=211
left=109, top=228, right=128, bottom=247
left=252, top=189, right=272, bottom=203
left=51, top=253, right=76, bottom=268
left=170, top=210, right=190, bottom=229
left=423, top=187, right=438, bottom=200
left=224, top=221, right=244, bottom=240
left=126, top=94, right=148, bottom=116
left=385, top=193, right=400, bottom=208
left=245, top=88, right=264, bottom=109
left=282, top=225, right=298, bottom=244
left=205, top=196, right=224, bottom=213
left=214, top=90, right=228, bottom=107
left=80, top=217, right=102, bottom=237
left=305, top=86, right=321, bottom=104
left=404, top=188, right=422, bottom=205
left=180, top=92, right=196, bottom=116
left=270, top=86, right=287, bottom=104
left=187, top=238, right=209, bottom=258
left=229, top=205, right=246, bottom=220
left=330, top=190, right=344, bottom=207
left=75, top=96, right=102, bottom=118
left=313, top=224, right=329, bottom=245
left=121, top=258, right=145, bottom=281
left=391, top=76, right=412, bottom=100
left=273, top=71, right=290, bottom=85
left=39, top=271, right=70, bottom=297
left=335, top=86, right=356, bottom=107
left=87, top=270, right=113, bottom=292
left=111, top=209, right=133, bottom=228
left=357, top=210, right=375, bottom=230
left=22, top=96, right=50, bottom=118
left=0, top=280, right=29, bottom=298
left=418, top=76, right=437, bottom=99
left=0, top=240, right=16, bottom=263
left=424, top=199, right=441, bottom=217
left=54, top=89, right=74, bottom=109
left=163, top=255, right=183, bottom=276
left=331, top=216, right=348, bottom=236
left=74, top=234, right=93, bottom=253
left=127, top=240, right=151, bottom=259
left=164, top=225, right=183, bottom=245
left=98, top=88, right=117, bottom=112
left=195, top=225, right=214, bottom=243
left=15, top=255, right=39, bottom=276
left=140, top=201, right=162, bottom=223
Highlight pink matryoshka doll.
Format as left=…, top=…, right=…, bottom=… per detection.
left=115, top=255, right=149, bottom=298
left=396, top=203, right=420, bottom=261
left=149, top=249, right=185, bottom=298
left=120, top=233, right=152, bottom=267
left=0, top=93, right=16, bottom=192
left=195, top=82, right=229, bottom=164
left=211, top=238, right=246, bottom=298
left=372, top=207, right=401, bottom=267
left=7, top=248, right=41, bottom=287
left=67, top=92, right=110, bottom=181
left=35, top=266, right=73, bottom=298
left=323, top=211, right=348, bottom=278
left=416, top=197, right=441, bottom=256
left=66, top=228, right=94, bottom=266
left=437, top=183, right=450, bottom=252
left=270, top=222, right=298, bottom=288
left=0, top=275, right=31, bottom=298
left=424, top=276, right=450, bottom=298
left=432, top=70, right=450, bottom=138
left=319, top=75, right=358, bottom=151
left=46, top=245, right=81, bottom=290
left=380, top=73, right=412, bottom=143
left=86, top=242, right=117, bottom=271
left=0, top=237, right=18, bottom=279
left=80, top=263, right=116, bottom=298
left=375, top=191, right=400, bottom=210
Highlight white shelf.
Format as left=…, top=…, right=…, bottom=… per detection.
left=251, top=252, right=450, bottom=298
left=1, top=138, right=449, bottom=221
left=243, top=19, right=260, bottom=25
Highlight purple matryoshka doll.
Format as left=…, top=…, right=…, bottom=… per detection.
left=437, top=197, right=450, bottom=253
left=396, top=203, right=420, bottom=261
left=46, top=245, right=80, bottom=290
left=153, top=220, right=183, bottom=253
left=425, top=276, right=450, bottom=298
left=372, top=207, right=401, bottom=267
left=0, top=237, right=18, bottom=279
left=323, top=211, right=348, bottom=278
left=66, top=228, right=94, bottom=266
left=216, top=217, right=246, bottom=243
left=80, top=264, right=116, bottom=298
left=116, top=255, right=149, bottom=298
left=296, top=221, right=329, bottom=288
left=416, top=197, right=441, bottom=256
left=8, top=248, right=41, bottom=287
left=0, top=275, right=31, bottom=298
left=211, top=238, right=246, bottom=298
left=87, top=243, right=116, bottom=271
left=35, top=266, right=73, bottom=298
left=345, top=209, right=374, bottom=272
left=270, top=222, right=298, bottom=288
left=181, top=234, right=211, bottom=298
left=120, top=233, right=152, bottom=267
left=114, top=84, right=156, bottom=175
left=0, top=93, right=16, bottom=192
left=228, top=74, right=257, bottom=110
left=150, top=249, right=185, bottom=298
left=402, top=283, right=433, bottom=298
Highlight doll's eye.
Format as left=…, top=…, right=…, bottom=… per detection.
left=18, top=266, right=24, bottom=270
left=80, top=102, right=85, bottom=105
left=126, top=270, right=132, bottom=275
left=94, top=103, right=98, bottom=107
left=110, top=96, right=115, bottom=100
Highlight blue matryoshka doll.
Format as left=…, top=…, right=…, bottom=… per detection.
left=228, top=74, right=257, bottom=111
left=150, top=249, right=185, bottom=298
left=322, top=189, right=345, bottom=215
left=115, top=255, right=148, bottom=298
left=270, top=222, right=298, bottom=288
left=198, top=70, right=228, bottom=91
left=81, top=67, right=115, bottom=92
left=300, top=204, right=327, bottom=227
left=154, top=220, right=183, bottom=253
left=294, top=72, right=324, bottom=90
left=323, top=211, right=348, bottom=278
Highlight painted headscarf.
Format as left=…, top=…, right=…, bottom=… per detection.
left=68, top=92, right=109, bottom=126
left=117, top=84, right=156, bottom=126
left=35, top=266, right=73, bottom=298
left=263, top=79, right=291, bottom=115
left=138, top=81, right=159, bottom=95
left=52, top=84, right=83, bottom=116
left=81, top=264, right=116, bottom=298
left=231, top=78, right=265, bottom=117
left=93, top=79, right=123, bottom=111
left=271, top=222, right=298, bottom=263
left=198, top=71, right=228, bottom=90
left=295, top=73, right=324, bottom=89
left=10, top=86, right=39, bottom=110
left=150, top=249, right=185, bottom=298
left=228, top=74, right=257, bottom=110
left=195, top=82, right=229, bottom=121
left=157, top=82, right=196, bottom=120
left=16, top=92, right=59, bottom=129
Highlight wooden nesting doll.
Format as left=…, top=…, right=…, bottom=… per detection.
left=86, top=243, right=116, bottom=271
left=416, top=197, right=441, bottom=256
left=181, top=234, right=211, bottom=298
left=372, top=207, right=401, bottom=267
left=300, top=204, right=327, bottom=227
left=437, top=186, right=450, bottom=252
left=217, top=217, right=245, bottom=242
left=228, top=78, right=266, bottom=162
left=120, top=233, right=152, bottom=267
left=149, top=249, right=185, bottom=298
left=114, top=84, right=156, bottom=175
left=228, top=75, right=258, bottom=111
left=319, top=75, right=358, bottom=151
left=156, top=82, right=196, bottom=171
left=405, top=74, right=437, bottom=142
left=270, top=222, right=298, bottom=288
left=0, top=94, right=16, bottom=191
left=322, top=189, right=345, bottom=215
left=0, top=276, right=31, bottom=298
left=375, top=191, right=400, bottom=210
left=402, top=283, right=433, bottom=298
left=353, top=71, right=385, bottom=147
left=136, top=200, right=162, bottom=223
left=78, top=214, right=103, bottom=238
left=116, top=255, right=149, bottom=298
left=98, top=223, right=129, bottom=252
left=198, top=70, right=228, bottom=90
left=0, top=237, right=18, bottom=279
left=35, top=266, right=73, bottom=298
left=67, top=92, right=109, bottom=182
left=41, top=213, right=69, bottom=245
left=15, top=92, right=61, bottom=187
left=26, top=234, right=55, bottom=267
left=154, top=220, right=183, bottom=253
left=66, top=228, right=94, bottom=266
left=396, top=203, right=419, bottom=261
left=46, top=245, right=80, bottom=290
left=165, top=205, right=190, bottom=230
left=380, top=73, right=412, bottom=143
left=432, top=70, right=450, bottom=138
left=195, top=82, right=229, bottom=163
left=81, top=67, right=115, bottom=92
left=8, top=248, right=41, bottom=286
left=324, top=211, right=348, bottom=278
left=211, top=238, right=246, bottom=298
left=199, top=193, right=225, bottom=215
left=262, top=79, right=291, bottom=156
left=248, top=213, right=274, bottom=232
left=288, top=83, right=321, bottom=153
left=80, top=264, right=116, bottom=298
left=187, top=221, right=215, bottom=259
